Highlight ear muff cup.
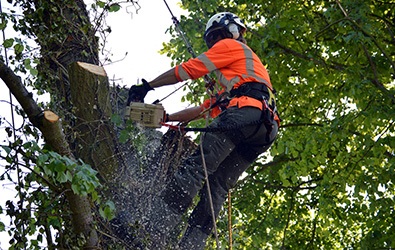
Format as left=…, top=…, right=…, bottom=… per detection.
left=228, top=23, right=240, bottom=39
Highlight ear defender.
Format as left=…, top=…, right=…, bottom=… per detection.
left=228, top=23, right=240, bottom=39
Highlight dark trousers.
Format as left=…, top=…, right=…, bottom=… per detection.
left=162, top=106, right=278, bottom=235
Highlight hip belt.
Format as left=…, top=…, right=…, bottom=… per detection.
left=230, top=82, right=276, bottom=111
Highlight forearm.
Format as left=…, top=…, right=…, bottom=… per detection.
left=168, top=106, right=203, bottom=123
left=147, top=68, right=202, bottom=123
left=148, top=68, right=179, bottom=88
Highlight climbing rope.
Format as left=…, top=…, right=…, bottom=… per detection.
left=159, top=5, right=221, bottom=246
left=228, top=191, right=233, bottom=250
left=161, top=117, right=266, bottom=133
left=199, top=138, right=220, bottom=249
left=200, top=96, right=220, bottom=249
left=159, top=2, right=242, bottom=248
left=162, top=0, right=216, bottom=93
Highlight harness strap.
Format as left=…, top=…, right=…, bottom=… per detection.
left=230, top=82, right=276, bottom=109
left=160, top=116, right=275, bottom=146
left=211, top=92, right=230, bottom=110
left=161, top=121, right=262, bottom=133
left=230, top=82, right=279, bottom=138
left=160, top=82, right=279, bottom=145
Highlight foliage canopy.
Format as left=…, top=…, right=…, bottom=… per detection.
left=161, top=0, right=395, bottom=248
left=0, top=0, right=394, bottom=249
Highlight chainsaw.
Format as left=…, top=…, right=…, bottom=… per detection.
left=124, top=101, right=165, bottom=128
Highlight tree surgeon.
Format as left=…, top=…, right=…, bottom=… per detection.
left=128, top=12, right=280, bottom=249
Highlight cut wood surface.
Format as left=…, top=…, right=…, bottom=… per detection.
left=44, top=110, right=59, bottom=123
left=77, top=61, right=107, bottom=76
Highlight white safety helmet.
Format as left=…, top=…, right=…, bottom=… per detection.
left=204, top=12, right=247, bottom=48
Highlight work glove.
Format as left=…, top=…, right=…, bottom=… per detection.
left=126, top=79, right=154, bottom=105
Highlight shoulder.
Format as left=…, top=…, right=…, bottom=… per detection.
left=210, top=39, right=246, bottom=53
left=215, top=38, right=242, bottom=47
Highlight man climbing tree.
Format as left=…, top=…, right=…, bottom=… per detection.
left=2, top=0, right=394, bottom=249
left=128, top=12, right=280, bottom=249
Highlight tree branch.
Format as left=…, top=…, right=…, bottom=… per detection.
left=0, top=59, right=99, bottom=248
left=281, top=122, right=324, bottom=128
left=335, top=0, right=395, bottom=103
left=0, top=59, right=43, bottom=128
left=281, top=190, right=295, bottom=248
left=273, top=41, right=346, bottom=71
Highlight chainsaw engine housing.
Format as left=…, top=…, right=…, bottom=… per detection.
left=125, top=102, right=164, bottom=128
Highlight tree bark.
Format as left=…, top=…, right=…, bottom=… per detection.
left=68, top=61, right=120, bottom=181
left=0, top=59, right=99, bottom=249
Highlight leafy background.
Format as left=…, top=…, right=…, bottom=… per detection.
left=161, top=0, right=395, bottom=248
left=0, top=0, right=394, bottom=249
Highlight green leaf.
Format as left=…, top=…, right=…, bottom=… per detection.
left=0, top=19, right=7, bottom=30
left=109, top=3, right=121, bottom=12
left=1, top=145, right=11, bottom=154
left=97, top=1, right=106, bottom=8
left=111, top=114, right=122, bottom=126
left=3, top=38, right=14, bottom=48
left=29, top=68, right=38, bottom=76
left=119, top=129, right=129, bottom=143
left=99, top=200, right=116, bottom=220
left=43, top=164, right=52, bottom=176
left=53, top=160, right=67, bottom=173
left=13, top=43, right=24, bottom=54
left=57, top=171, right=71, bottom=183
left=37, top=154, right=49, bottom=165
left=71, top=182, right=86, bottom=196
left=24, top=58, right=32, bottom=69
left=47, top=216, right=61, bottom=229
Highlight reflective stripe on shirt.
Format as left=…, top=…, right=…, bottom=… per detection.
left=176, top=38, right=272, bottom=91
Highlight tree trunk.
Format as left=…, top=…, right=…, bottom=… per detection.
left=4, top=0, right=199, bottom=248
left=68, top=62, right=119, bottom=181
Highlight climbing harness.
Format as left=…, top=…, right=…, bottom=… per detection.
left=230, top=82, right=276, bottom=107
left=161, top=82, right=279, bottom=142
left=230, top=82, right=280, bottom=141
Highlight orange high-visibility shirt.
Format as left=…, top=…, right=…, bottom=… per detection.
left=175, top=38, right=274, bottom=118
